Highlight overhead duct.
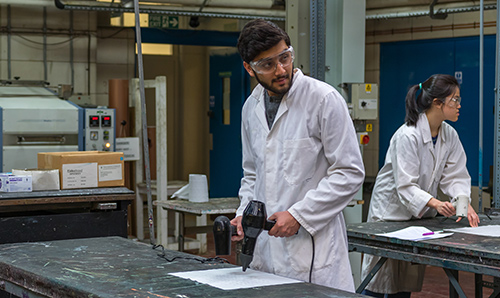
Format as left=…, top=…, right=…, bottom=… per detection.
left=143, top=0, right=275, bottom=9
left=366, top=1, right=496, bottom=20
left=0, top=0, right=53, bottom=5
left=54, top=0, right=286, bottom=21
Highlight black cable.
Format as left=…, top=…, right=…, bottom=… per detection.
left=15, top=34, right=74, bottom=46
left=152, top=244, right=230, bottom=265
left=100, top=27, right=131, bottom=39
left=309, top=233, right=315, bottom=283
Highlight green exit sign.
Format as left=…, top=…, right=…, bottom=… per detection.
left=149, top=15, right=179, bottom=29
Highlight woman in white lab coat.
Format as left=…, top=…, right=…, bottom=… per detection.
left=361, top=74, right=480, bottom=298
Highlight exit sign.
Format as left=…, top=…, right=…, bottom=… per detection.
left=149, top=15, right=179, bottom=29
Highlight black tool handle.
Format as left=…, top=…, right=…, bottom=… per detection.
left=213, top=215, right=238, bottom=256
left=264, top=220, right=276, bottom=231
left=230, top=224, right=238, bottom=236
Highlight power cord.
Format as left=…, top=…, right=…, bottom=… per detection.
left=309, top=234, right=315, bottom=283
left=152, top=244, right=230, bottom=265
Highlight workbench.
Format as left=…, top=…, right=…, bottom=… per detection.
left=347, top=216, right=500, bottom=298
left=155, top=197, right=240, bottom=252
left=0, top=236, right=366, bottom=298
left=0, top=187, right=134, bottom=244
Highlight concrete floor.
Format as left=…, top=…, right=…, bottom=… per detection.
left=414, top=266, right=494, bottom=298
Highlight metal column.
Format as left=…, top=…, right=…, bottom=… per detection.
left=494, top=0, right=500, bottom=208
left=310, top=0, right=325, bottom=81
left=478, top=0, right=484, bottom=212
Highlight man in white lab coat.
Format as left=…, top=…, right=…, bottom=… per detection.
left=230, top=19, right=365, bottom=292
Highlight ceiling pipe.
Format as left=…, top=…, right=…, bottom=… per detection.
left=429, top=0, right=447, bottom=19
left=141, top=0, right=275, bottom=9
left=54, top=0, right=285, bottom=21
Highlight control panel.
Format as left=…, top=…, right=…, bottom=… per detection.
left=341, top=83, right=378, bottom=120
left=84, top=108, right=115, bottom=151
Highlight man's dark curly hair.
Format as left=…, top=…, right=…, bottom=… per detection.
left=237, top=19, right=291, bottom=63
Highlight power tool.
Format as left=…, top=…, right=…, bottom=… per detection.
left=213, top=200, right=275, bottom=271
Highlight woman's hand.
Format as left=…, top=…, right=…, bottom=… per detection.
left=436, top=201, right=456, bottom=217
left=427, top=197, right=455, bottom=217
left=456, top=204, right=480, bottom=227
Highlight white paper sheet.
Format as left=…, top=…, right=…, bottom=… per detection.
left=376, top=226, right=454, bottom=241
left=445, top=225, right=500, bottom=237
left=169, top=267, right=302, bottom=290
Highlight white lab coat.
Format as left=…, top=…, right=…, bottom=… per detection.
left=237, top=69, right=365, bottom=292
left=361, top=112, right=471, bottom=293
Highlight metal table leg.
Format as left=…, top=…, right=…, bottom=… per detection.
left=355, top=257, right=387, bottom=294
left=178, top=212, right=185, bottom=252
left=444, top=268, right=466, bottom=298
left=490, top=277, right=500, bottom=298
left=476, top=273, right=484, bottom=298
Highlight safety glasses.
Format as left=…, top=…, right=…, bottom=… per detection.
left=447, top=96, right=461, bottom=108
left=249, top=46, right=295, bottom=74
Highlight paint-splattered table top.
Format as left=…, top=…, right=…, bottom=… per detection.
left=0, top=187, right=134, bottom=208
left=347, top=215, right=500, bottom=277
left=0, top=236, right=367, bottom=298
left=0, top=187, right=134, bottom=199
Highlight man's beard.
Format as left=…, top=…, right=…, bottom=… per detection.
left=254, top=71, right=293, bottom=95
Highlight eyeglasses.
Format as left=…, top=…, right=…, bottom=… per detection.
left=249, top=46, right=295, bottom=74
left=447, top=96, right=462, bottom=107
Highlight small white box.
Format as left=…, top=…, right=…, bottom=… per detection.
left=12, top=169, right=60, bottom=191
left=0, top=173, right=13, bottom=192
left=0, top=175, right=32, bottom=192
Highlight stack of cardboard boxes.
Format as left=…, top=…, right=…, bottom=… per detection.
left=0, top=151, right=124, bottom=192
left=38, top=151, right=125, bottom=190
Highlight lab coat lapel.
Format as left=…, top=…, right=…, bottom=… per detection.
left=420, top=113, right=435, bottom=161
left=420, top=114, right=438, bottom=191
left=254, top=90, right=270, bottom=133
left=271, top=95, right=288, bottom=130
left=253, top=69, right=301, bottom=133
left=270, top=69, right=302, bottom=131
left=435, top=124, right=449, bottom=168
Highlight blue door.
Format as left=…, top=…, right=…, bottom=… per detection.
left=209, top=52, right=250, bottom=197
left=380, top=35, right=496, bottom=187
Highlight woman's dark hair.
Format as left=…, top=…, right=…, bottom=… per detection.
left=405, top=74, right=460, bottom=126
left=237, top=19, right=291, bottom=63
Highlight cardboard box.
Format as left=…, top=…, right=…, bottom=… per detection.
left=12, top=169, right=60, bottom=191
left=38, top=151, right=124, bottom=189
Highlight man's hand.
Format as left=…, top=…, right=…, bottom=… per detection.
left=230, top=216, right=244, bottom=241
left=267, top=211, right=300, bottom=238
left=456, top=204, right=480, bottom=227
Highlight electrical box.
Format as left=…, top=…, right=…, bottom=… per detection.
left=343, top=83, right=378, bottom=120
left=84, top=108, right=115, bottom=151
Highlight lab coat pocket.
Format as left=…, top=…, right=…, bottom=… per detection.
left=284, top=229, right=314, bottom=273
left=434, top=160, right=446, bottom=182
left=431, top=160, right=446, bottom=191
left=283, top=137, right=318, bottom=185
